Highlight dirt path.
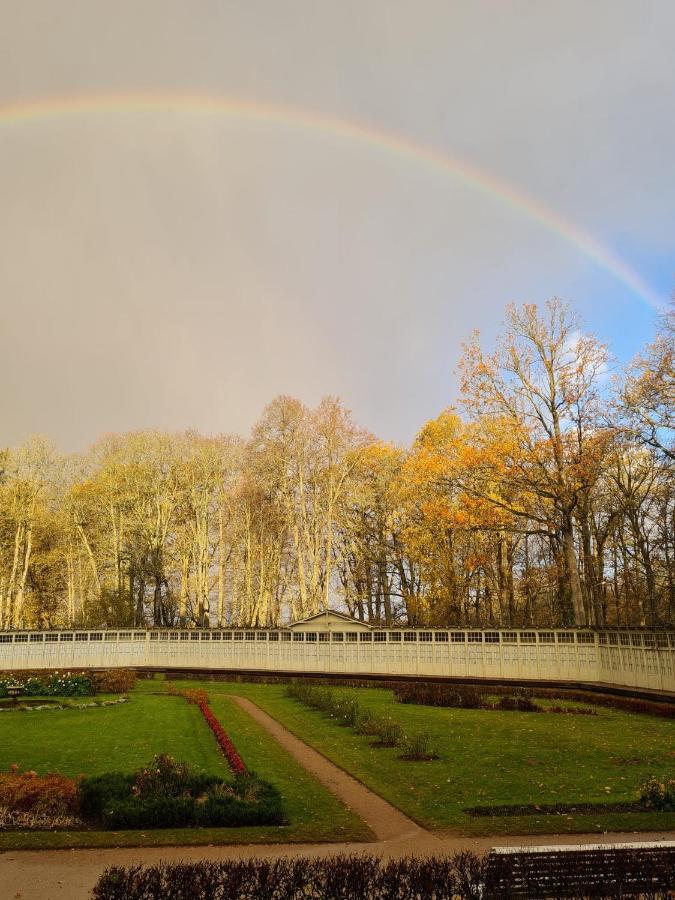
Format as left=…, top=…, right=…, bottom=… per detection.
left=1, top=696, right=673, bottom=900
left=230, top=695, right=423, bottom=843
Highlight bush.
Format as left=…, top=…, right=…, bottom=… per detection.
left=287, top=681, right=440, bottom=758
left=495, top=693, right=540, bottom=712
left=353, top=709, right=379, bottom=736
left=78, top=772, right=135, bottom=821
left=399, top=732, right=438, bottom=761
left=639, top=776, right=675, bottom=811
left=103, top=795, right=196, bottom=830
left=0, top=669, right=136, bottom=699
left=93, top=853, right=488, bottom=900
left=79, top=756, right=283, bottom=830
left=546, top=704, right=597, bottom=715
left=94, top=848, right=675, bottom=900
left=0, top=765, right=80, bottom=817
left=195, top=777, right=285, bottom=827
left=90, top=670, right=137, bottom=694
left=370, top=717, right=404, bottom=747
left=132, top=754, right=217, bottom=800
left=394, top=682, right=486, bottom=709
left=329, top=696, right=360, bottom=727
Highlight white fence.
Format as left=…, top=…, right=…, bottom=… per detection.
left=1, top=626, right=674, bottom=693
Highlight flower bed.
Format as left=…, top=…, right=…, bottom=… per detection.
left=0, top=765, right=83, bottom=830
left=167, top=686, right=248, bottom=776
left=0, top=669, right=137, bottom=698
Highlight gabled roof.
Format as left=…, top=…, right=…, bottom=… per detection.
left=289, top=609, right=372, bottom=630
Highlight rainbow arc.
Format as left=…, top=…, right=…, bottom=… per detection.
left=0, top=92, right=665, bottom=312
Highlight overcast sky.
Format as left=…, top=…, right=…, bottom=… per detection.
left=1, top=1, right=673, bottom=450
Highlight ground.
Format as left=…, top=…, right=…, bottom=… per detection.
left=0, top=677, right=673, bottom=850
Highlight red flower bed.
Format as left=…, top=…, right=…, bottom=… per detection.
left=198, top=701, right=248, bottom=776
left=168, top=686, right=248, bottom=776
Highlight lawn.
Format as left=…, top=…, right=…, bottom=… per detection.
left=0, top=680, right=371, bottom=849
left=199, top=682, right=675, bottom=837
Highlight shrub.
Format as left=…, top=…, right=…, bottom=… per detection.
left=131, top=754, right=216, bottom=800
left=79, top=756, right=283, bottom=829
left=394, top=682, right=485, bottom=709
left=399, top=732, right=438, bottom=761
left=103, top=795, right=196, bottom=830
left=329, top=696, right=360, bottom=727
left=0, top=765, right=80, bottom=817
left=495, top=693, right=540, bottom=712
left=79, top=772, right=135, bottom=821
left=353, top=709, right=380, bottom=736
left=484, top=684, right=675, bottom=719
left=92, top=847, right=675, bottom=900
left=639, top=776, right=675, bottom=811
left=90, top=670, right=137, bottom=694
left=195, top=777, right=284, bottom=827
left=93, top=853, right=489, bottom=900
left=546, top=704, right=597, bottom=715
left=370, top=717, right=404, bottom=747
left=288, top=681, right=441, bottom=759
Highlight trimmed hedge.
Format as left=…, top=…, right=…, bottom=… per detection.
left=392, top=682, right=640, bottom=716
left=92, top=848, right=675, bottom=899
left=79, top=755, right=284, bottom=830
left=93, top=853, right=487, bottom=900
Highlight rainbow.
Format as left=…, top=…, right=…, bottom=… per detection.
left=0, top=91, right=666, bottom=311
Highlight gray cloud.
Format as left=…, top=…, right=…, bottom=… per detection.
left=1, top=1, right=673, bottom=449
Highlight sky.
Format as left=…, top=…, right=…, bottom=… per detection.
left=1, top=1, right=673, bottom=451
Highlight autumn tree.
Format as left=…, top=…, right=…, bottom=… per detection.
left=458, top=299, right=610, bottom=625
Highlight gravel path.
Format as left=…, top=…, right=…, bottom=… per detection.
left=1, top=696, right=672, bottom=900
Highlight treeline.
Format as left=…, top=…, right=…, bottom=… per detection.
left=0, top=299, right=672, bottom=630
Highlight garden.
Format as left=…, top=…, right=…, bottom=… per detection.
left=0, top=673, right=370, bottom=849
left=202, top=679, right=675, bottom=836
left=0, top=673, right=673, bottom=849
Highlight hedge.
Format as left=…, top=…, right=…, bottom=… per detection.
left=92, top=848, right=675, bottom=899
left=79, top=754, right=284, bottom=830
left=93, top=853, right=487, bottom=900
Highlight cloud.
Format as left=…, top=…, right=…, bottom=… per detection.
left=0, top=1, right=672, bottom=449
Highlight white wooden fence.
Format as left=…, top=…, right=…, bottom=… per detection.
left=1, top=624, right=673, bottom=693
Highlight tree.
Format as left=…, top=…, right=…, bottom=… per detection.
left=458, top=299, right=610, bottom=625
left=620, top=306, right=674, bottom=460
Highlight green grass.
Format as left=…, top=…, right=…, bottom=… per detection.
left=0, top=691, right=227, bottom=777
left=0, top=684, right=370, bottom=849
left=197, top=682, right=675, bottom=837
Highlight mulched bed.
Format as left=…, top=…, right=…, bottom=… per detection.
left=465, top=800, right=644, bottom=817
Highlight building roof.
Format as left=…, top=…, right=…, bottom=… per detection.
left=288, top=609, right=372, bottom=630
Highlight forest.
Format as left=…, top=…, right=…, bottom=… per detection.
left=1, top=299, right=673, bottom=631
